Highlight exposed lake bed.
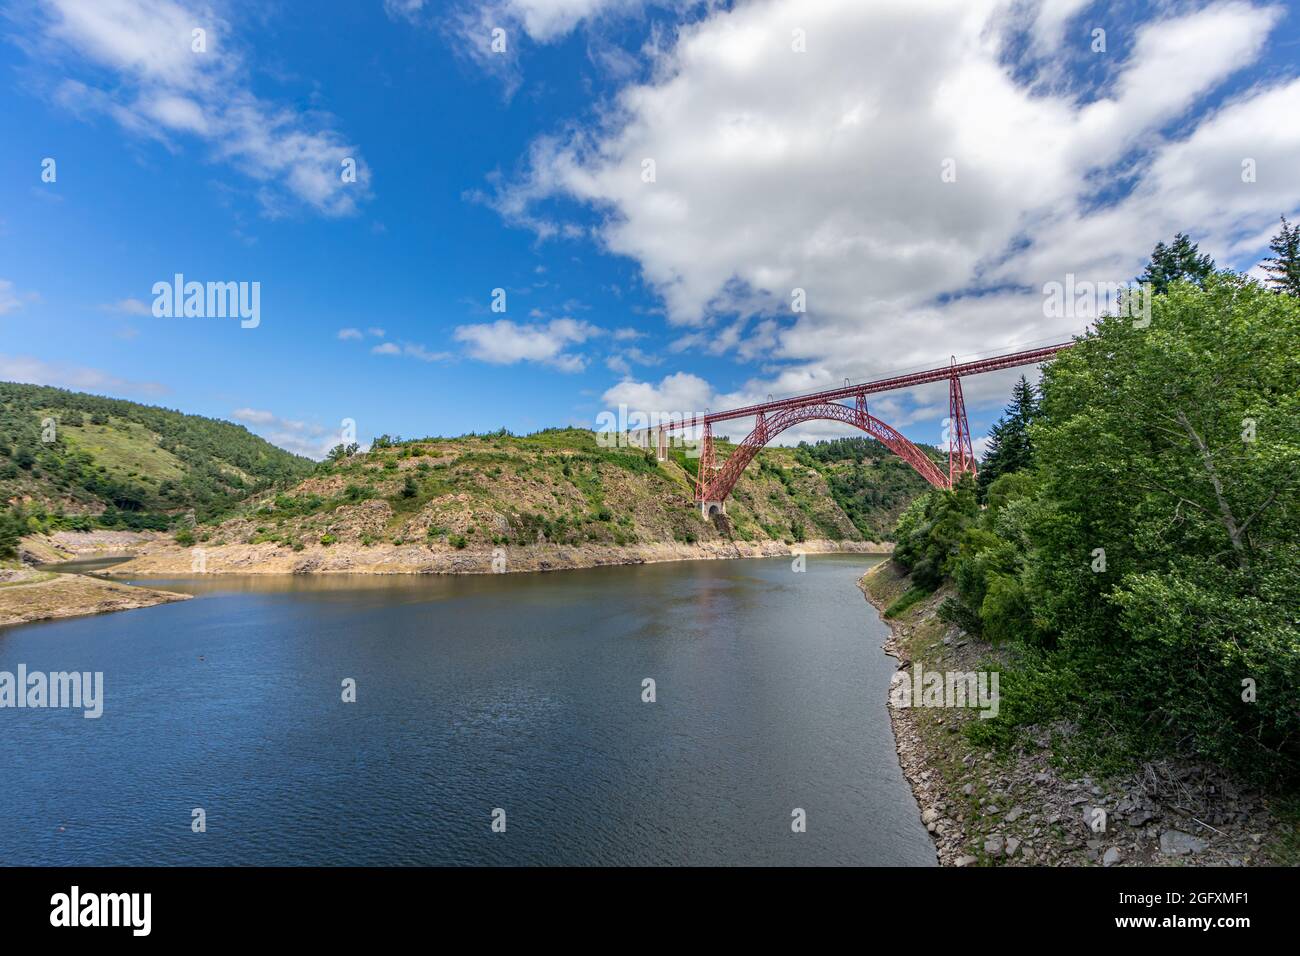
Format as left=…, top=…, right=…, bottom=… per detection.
left=0, top=566, right=189, bottom=629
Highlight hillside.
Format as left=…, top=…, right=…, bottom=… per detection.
left=862, top=560, right=1290, bottom=866
left=101, top=427, right=938, bottom=575
left=0, top=382, right=315, bottom=534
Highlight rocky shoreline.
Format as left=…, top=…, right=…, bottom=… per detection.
left=96, top=536, right=890, bottom=577
left=5, top=533, right=887, bottom=627
left=860, top=559, right=1287, bottom=867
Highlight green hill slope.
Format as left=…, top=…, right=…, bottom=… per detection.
left=1, top=382, right=940, bottom=562
left=0, top=382, right=315, bottom=532
left=185, top=427, right=937, bottom=553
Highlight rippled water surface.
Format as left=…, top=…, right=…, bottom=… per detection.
left=0, top=554, right=935, bottom=866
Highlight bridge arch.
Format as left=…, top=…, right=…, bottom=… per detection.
left=696, top=401, right=950, bottom=503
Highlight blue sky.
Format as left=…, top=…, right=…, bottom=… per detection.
left=2, top=0, right=1298, bottom=457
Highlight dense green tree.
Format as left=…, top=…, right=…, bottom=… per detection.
left=893, top=475, right=978, bottom=589
left=891, top=274, right=1300, bottom=785
left=1262, top=216, right=1300, bottom=297
left=0, top=507, right=24, bottom=559
left=790, top=435, right=941, bottom=539
left=976, top=375, right=1037, bottom=499
left=1137, top=232, right=1216, bottom=294
left=1023, top=275, right=1299, bottom=776
left=0, top=382, right=314, bottom=527
left=326, top=442, right=359, bottom=462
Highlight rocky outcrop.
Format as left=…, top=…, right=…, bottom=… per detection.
left=18, top=530, right=163, bottom=565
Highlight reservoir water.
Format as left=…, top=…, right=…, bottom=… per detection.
left=0, top=554, right=936, bottom=866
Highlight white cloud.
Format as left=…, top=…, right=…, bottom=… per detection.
left=392, top=0, right=670, bottom=41
left=383, top=0, right=428, bottom=23
left=0, top=281, right=21, bottom=315
left=454, top=317, right=601, bottom=371
left=1025, top=0, right=1092, bottom=58
left=396, top=0, right=700, bottom=97
left=231, top=406, right=337, bottom=458
left=399, top=342, right=452, bottom=362
left=341, top=327, right=386, bottom=341
left=493, top=0, right=1298, bottom=429
left=101, top=297, right=152, bottom=316
left=231, top=407, right=275, bottom=424
left=602, top=370, right=715, bottom=417
left=371, top=341, right=451, bottom=362
left=0, top=279, right=37, bottom=315
left=0, top=353, right=167, bottom=395
left=496, top=0, right=650, bottom=42
left=27, top=0, right=371, bottom=216
left=606, top=344, right=662, bottom=375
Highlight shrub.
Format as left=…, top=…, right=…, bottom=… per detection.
left=884, top=586, right=932, bottom=619
left=936, top=596, right=982, bottom=635
left=979, top=573, right=1029, bottom=643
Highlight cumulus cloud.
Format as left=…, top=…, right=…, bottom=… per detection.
left=391, top=0, right=677, bottom=41
left=0, top=279, right=37, bottom=315
left=382, top=0, right=427, bottom=23
left=101, top=297, right=152, bottom=316
left=23, top=0, right=371, bottom=216
left=341, top=327, right=442, bottom=361
left=0, top=353, right=167, bottom=396
left=490, top=0, right=1298, bottom=433
left=231, top=406, right=337, bottom=458
left=603, top=369, right=715, bottom=417
left=340, top=327, right=385, bottom=341
left=371, top=340, right=451, bottom=362
left=231, top=406, right=275, bottom=424
left=605, top=345, right=661, bottom=376
left=392, top=0, right=702, bottom=97
left=493, top=0, right=653, bottom=42
left=454, top=317, right=601, bottom=371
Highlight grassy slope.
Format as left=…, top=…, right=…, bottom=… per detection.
left=0, top=377, right=935, bottom=551
left=194, top=428, right=931, bottom=551
left=58, top=419, right=188, bottom=483
left=0, top=382, right=314, bottom=522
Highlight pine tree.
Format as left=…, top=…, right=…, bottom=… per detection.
left=977, top=376, right=1038, bottom=498
left=1137, top=232, right=1216, bottom=294
left=1261, top=216, right=1300, bottom=297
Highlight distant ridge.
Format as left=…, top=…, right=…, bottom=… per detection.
left=0, top=381, right=315, bottom=530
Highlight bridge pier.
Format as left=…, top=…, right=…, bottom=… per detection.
left=699, top=500, right=726, bottom=519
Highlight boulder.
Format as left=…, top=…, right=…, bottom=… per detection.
left=1159, top=830, right=1207, bottom=856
